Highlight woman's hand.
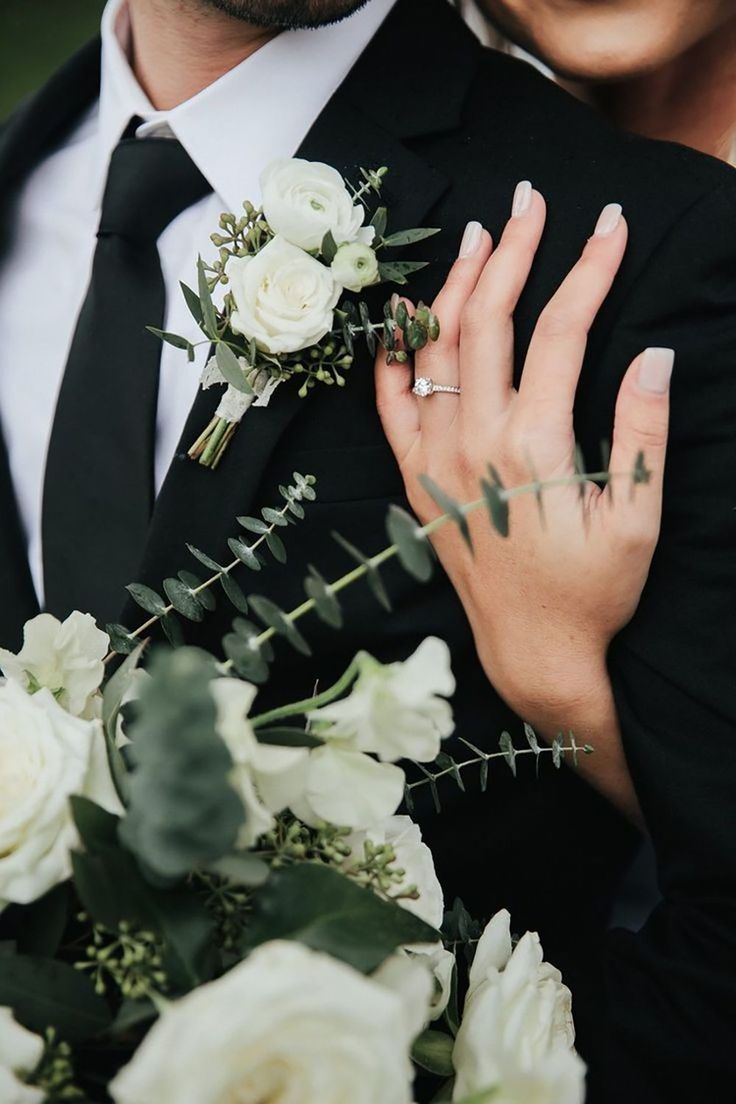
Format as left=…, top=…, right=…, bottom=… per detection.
left=375, top=184, right=673, bottom=823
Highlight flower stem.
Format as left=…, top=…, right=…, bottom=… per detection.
left=250, top=656, right=361, bottom=729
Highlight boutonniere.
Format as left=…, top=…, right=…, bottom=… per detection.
left=149, top=158, right=440, bottom=468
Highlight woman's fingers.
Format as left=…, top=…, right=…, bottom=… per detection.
left=518, top=204, right=628, bottom=424
left=375, top=296, right=419, bottom=466
left=413, top=221, right=493, bottom=435
left=459, top=183, right=547, bottom=424
left=606, top=346, right=673, bottom=531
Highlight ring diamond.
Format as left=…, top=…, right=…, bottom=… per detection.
left=412, top=376, right=461, bottom=398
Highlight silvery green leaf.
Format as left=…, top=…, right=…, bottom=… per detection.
left=386, top=504, right=434, bottom=582
left=304, top=566, right=343, bottom=629
left=106, top=623, right=137, bottom=656
left=187, top=544, right=223, bottom=572
left=261, top=507, right=288, bottom=527
left=180, top=281, right=204, bottom=328
left=332, top=531, right=392, bottom=611
left=412, top=1029, right=455, bottom=1077
left=378, top=260, right=429, bottom=285
left=222, top=632, right=270, bottom=683
left=146, top=327, right=193, bottom=354
left=381, top=227, right=440, bottom=248
left=499, top=731, right=517, bottom=777
left=216, top=342, right=253, bottom=395
left=481, top=477, right=509, bottom=538
left=321, top=230, right=338, bottom=264
left=419, top=474, right=472, bottom=550
left=160, top=612, right=184, bottom=646
left=197, top=255, right=219, bottom=340
left=238, top=515, right=270, bottom=534
left=220, top=573, right=249, bottom=613
left=163, top=577, right=203, bottom=621
left=370, top=206, right=388, bottom=239
left=126, top=583, right=167, bottom=616
left=265, top=531, right=287, bottom=564
left=249, top=595, right=311, bottom=656
left=228, top=537, right=261, bottom=571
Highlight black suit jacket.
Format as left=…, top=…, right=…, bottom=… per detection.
left=1, top=2, right=735, bottom=1100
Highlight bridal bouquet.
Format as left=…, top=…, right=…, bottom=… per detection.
left=151, top=158, right=441, bottom=468
left=0, top=471, right=589, bottom=1103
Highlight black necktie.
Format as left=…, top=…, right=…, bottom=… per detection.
left=42, top=126, right=212, bottom=627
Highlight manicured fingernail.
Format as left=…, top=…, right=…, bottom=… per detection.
left=459, top=220, right=483, bottom=258
left=512, top=180, right=532, bottom=217
left=390, top=292, right=400, bottom=313
left=594, top=203, right=623, bottom=236
left=638, top=347, right=674, bottom=393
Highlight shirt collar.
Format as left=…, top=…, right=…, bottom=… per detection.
left=97, top=0, right=398, bottom=212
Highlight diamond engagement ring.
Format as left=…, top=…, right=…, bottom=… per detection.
left=412, top=377, right=462, bottom=398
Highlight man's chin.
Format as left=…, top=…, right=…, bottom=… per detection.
left=197, top=0, right=371, bottom=30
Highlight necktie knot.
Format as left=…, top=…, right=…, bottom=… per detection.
left=97, top=133, right=212, bottom=242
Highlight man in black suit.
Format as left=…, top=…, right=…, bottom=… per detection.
left=0, top=0, right=734, bottom=1100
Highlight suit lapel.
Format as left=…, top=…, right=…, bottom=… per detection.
left=0, top=39, right=101, bottom=647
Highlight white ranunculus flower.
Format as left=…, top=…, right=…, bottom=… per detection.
left=0, top=1008, right=44, bottom=1104
left=0, top=683, right=120, bottom=911
left=289, top=743, right=405, bottom=831
left=0, top=611, right=109, bottom=719
left=228, top=235, right=340, bottom=356
left=331, top=241, right=380, bottom=292
left=261, top=158, right=374, bottom=252
left=210, top=678, right=308, bottom=848
left=452, top=910, right=586, bottom=1104
left=110, top=940, right=431, bottom=1104
left=310, top=637, right=455, bottom=764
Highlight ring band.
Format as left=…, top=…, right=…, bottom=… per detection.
left=412, top=376, right=462, bottom=398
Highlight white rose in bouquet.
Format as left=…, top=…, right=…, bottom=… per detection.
left=331, top=241, right=380, bottom=292
left=228, top=236, right=340, bottom=356
left=211, top=678, right=308, bottom=848
left=0, top=611, right=108, bottom=719
left=0, top=1009, right=44, bottom=1104
left=452, top=910, right=586, bottom=1104
left=0, top=682, right=119, bottom=910
left=261, top=158, right=375, bottom=252
left=310, top=636, right=455, bottom=763
left=110, top=940, right=431, bottom=1104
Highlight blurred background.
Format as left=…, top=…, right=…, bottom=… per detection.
left=0, top=0, right=106, bottom=119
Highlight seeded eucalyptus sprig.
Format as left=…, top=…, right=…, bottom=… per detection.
left=105, top=473, right=317, bottom=658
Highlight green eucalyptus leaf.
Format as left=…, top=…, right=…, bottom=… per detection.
left=243, top=864, right=438, bottom=972
left=382, top=227, right=441, bottom=248
left=249, top=595, right=311, bottom=656
left=180, top=281, right=205, bottom=328
left=419, top=474, right=472, bottom=550
left=146, top=327, right=193, bottom=355
left=187, top=544, right=224, bottom=573
left=359, top=301, right=376, bottom=356
left=0, top=957, right=111, bottom=1042
left=378, top=260, right=429, bottom=285
left=119, top=647, right=244, bottom=880
left=178, top=570, right=216, bottom=612
left=222, top=632, right=271, bottom=684
left=220, top=572, right=249, bottom=613
left=331, top=531, right=391, bottom=611
left=126, top=583, right=167, bottom=617
left=321, top=230, right=338, bottom=264
left=386, top=505, right=434, bottom=582
left=265, top=531, right=287, bottom=564
left=412, top=1029, right=456, bottom=1076
left=163, top=577, right=204, bottom=622
left=197, top=256, right=219, bottom=340
left=304, top=567, right=343, bottom=629
left=255, top=727, right=323, bottom=749
left=261, top=506, right=288, bottom=527
left=499, top=731, right=517, bottom=777
left=160, top=612, right=184, bottom=647
left=216, top=342, right=253, bottom=395
left=228, top=537, right=262, bottom=571
left=370, top=206, right=388, bottom=239
left=238, top=516, right=270, bottom=535
left=105, top=623, right=137, bottom=656
left=481, top=477, right=510, bottom=538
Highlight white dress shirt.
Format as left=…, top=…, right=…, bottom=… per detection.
left=0, top=0, right=396, bottom=604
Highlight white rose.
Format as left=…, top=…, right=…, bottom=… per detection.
left=0, top=1009, right=44, bottom=1104
left=0, top=683, right=120, bottom=910
left=310, top=637, right=455, bottom=763
left=211, top=678, right=308, bottom=849
left=228, top=236, right=340, bottom=356
left=110, top=940, right=431, bottom=1104
left=261, top=158, right=374, bottom=252
left=331, top=242, right=380, bottom=292
left=0, top=611, right=109, bottom=719
left=452, top=910, right=586, bottom=1104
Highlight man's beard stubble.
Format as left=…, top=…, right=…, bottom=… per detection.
left=197, top=0, right=372, bottom=29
